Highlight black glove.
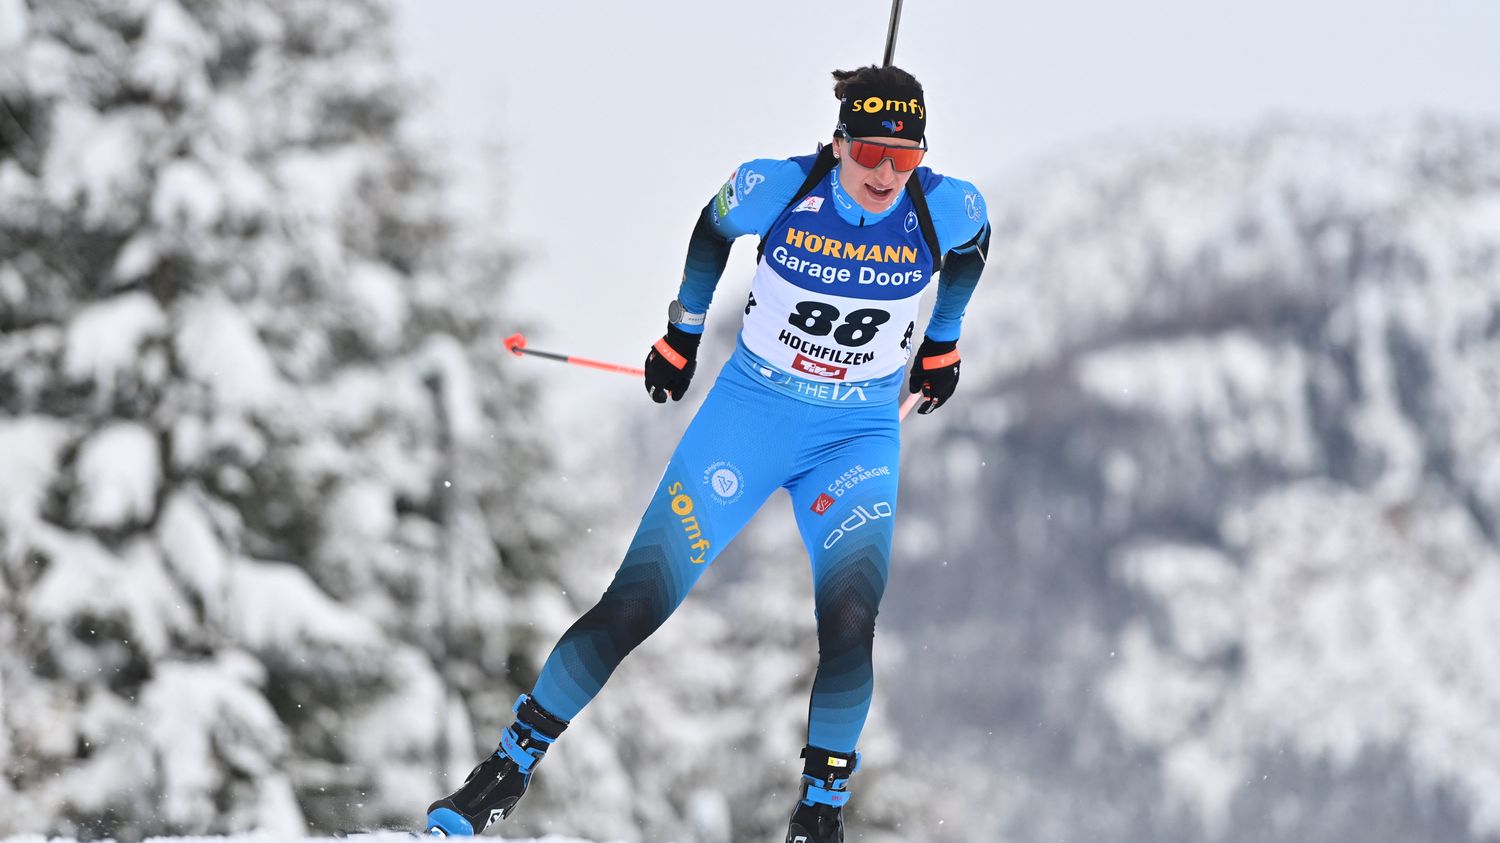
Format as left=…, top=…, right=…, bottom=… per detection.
left=908, top=337, right=960, bottom=414
left=644, top=324, right=702, bottom=403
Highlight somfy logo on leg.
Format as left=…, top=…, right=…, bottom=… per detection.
left=667, top=481, right=712, bottom=564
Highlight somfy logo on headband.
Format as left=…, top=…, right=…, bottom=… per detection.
left=852, top=96, right=925, bottom=120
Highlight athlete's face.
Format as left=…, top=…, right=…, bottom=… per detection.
left=833, top=134, right=923, bottom=214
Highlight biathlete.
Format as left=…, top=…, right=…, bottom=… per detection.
left=426, top=64, right=990, bottom=843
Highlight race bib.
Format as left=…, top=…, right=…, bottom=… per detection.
left=740, top=259, right=919, bottom=382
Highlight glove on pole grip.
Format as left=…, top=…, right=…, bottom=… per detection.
left=651, top=337, right=689, bottom=370
left=908, top=337, right=961, bottom=414
left=643, top=324, right=702, bottom=403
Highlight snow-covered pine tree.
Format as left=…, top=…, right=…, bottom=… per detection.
left=0, top=0, right=564, bottom=836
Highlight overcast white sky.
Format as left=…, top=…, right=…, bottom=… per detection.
left=392, top=0, right=1498, bottom=414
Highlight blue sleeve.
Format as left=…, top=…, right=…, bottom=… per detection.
left=921, top=176, right=990, bottom=342
left=675, top=159, right=805, bottom=332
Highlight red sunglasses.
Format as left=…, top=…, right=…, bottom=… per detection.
left=838, top=130, right=928, bottom=172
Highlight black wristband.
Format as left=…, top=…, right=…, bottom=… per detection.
left=663, top=323, right=703, bottom=356
left=916, top=337, right=957, bottom=359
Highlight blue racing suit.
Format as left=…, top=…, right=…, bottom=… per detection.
left=530, top=150, right=990, bottom=754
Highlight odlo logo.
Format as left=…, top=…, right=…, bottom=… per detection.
left=822, top=501, right=893, bottom=549
left=668, top=481, right=712, bottom=564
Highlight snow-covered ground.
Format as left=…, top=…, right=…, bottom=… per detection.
left=0, top=837, right=610, bottom=843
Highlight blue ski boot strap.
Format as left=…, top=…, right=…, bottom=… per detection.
left=498, top=724, right=552, bottom=774
left=497, top=693, right=569, bottom=774
left=801, top=775, right=852, bottom=808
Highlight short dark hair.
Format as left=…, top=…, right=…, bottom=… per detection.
left=831, top=65, right=923, bottom=101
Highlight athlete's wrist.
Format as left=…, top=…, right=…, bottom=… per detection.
left=667, top=299, right=707, bottom=329
left=662, top=323, right=703, bottom=355
left=916, top=337, right=958, bottom=367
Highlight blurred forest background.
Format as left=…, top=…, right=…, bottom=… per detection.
left=1, top=2, right=1497, bottom=842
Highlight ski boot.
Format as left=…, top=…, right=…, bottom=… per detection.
left=425, top=694, right=570, bottom=835
left=786, top=745, right=860, bottom=843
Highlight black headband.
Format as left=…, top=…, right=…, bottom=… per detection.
left=838, top=81, right=926, bottom=142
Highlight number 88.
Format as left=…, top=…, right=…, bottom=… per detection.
left=787, top=301, right=890, bottom=348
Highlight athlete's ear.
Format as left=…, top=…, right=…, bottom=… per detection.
left=829, top=135, right=842, bottom=160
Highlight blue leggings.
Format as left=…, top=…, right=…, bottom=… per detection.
left=530, top=360, right=901, bottom=753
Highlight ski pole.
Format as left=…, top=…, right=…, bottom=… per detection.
left=898, top=391, right=921, bottom=420
left=504, top=333, right=925, bottom=420
left=882, top=0, right=904, bottom=67
left=503, top=332, right=645, bottom=377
